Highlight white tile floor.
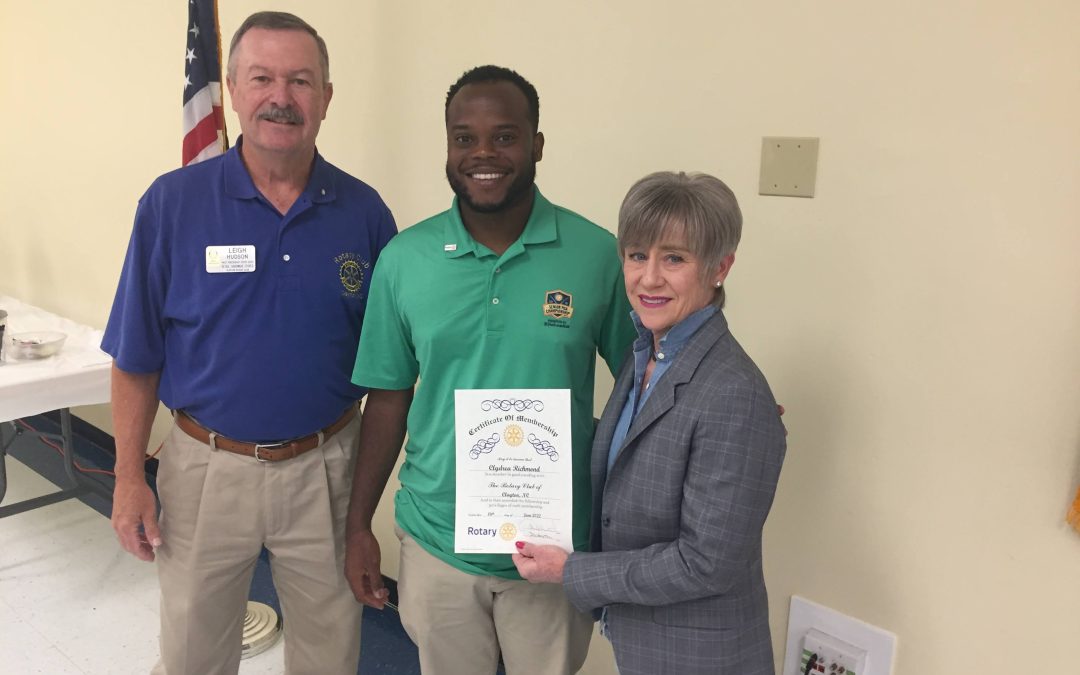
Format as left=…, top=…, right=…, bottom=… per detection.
left=0, top=457, right=288, bottom=674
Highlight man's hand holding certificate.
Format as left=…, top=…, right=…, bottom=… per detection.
left=454, top=389, right=573, bottom=554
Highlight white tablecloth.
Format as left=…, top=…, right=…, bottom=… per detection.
left=0, top=295, right=112, bottom=422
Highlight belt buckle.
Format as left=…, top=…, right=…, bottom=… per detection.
left=254, top=440, right=289, bottom=462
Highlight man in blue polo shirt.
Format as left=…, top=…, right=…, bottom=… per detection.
left=102, top=12, right=395, bottom=674
left=344, top=66, right=636, bottom=675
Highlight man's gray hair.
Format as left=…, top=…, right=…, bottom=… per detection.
left=617, top=171, right=743, bottom=308
left=227, top=11, right=330, bottom=84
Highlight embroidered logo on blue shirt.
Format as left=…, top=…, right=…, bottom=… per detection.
left=334, top=252, right=370, bottom=297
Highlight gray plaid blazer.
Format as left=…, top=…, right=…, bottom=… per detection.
left=564, top=310, right=786, bottom=675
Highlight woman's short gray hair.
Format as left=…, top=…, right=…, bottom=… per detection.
left=617, top=171, right=743, bottom=307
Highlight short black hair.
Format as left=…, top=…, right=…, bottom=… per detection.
left=445, top=65, right=540, bottom=131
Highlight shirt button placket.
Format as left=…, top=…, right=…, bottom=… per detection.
left=487, top=262, right=504, bottom=333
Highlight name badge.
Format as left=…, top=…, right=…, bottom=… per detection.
left=206, top=245, right=256, bottom=273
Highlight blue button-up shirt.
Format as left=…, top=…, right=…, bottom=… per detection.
left=606, top=305, right=718, bottom=472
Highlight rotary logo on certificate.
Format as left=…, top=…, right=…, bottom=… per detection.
left=454, top=389, right=573, bottom=554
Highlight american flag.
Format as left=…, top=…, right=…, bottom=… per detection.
left=182, top=0, right=228, bottom=166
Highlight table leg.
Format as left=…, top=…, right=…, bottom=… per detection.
left=0, top=421, right=13, bottom=505
left=0, top=409, right=114, bottom=518
left=60, top=408, right=80, bottom=486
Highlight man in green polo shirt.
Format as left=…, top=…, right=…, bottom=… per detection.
left=344, top=65, right=635, bottom=674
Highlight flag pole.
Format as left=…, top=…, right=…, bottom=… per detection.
left=212, top=0, right=229, bottom=152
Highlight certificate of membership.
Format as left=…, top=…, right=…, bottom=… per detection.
left=454, top=389, right=573, bottom=554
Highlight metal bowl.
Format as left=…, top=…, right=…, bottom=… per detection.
left=7, top=331, right=67, bottom=360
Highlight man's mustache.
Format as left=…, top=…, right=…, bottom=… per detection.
left=257, top=105, right=304, bottom=124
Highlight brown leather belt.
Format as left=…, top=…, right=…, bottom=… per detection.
left=174, top=407, right=356, bottom=462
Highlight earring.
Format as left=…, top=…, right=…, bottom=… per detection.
left=714, top=281, right=722, bottom=288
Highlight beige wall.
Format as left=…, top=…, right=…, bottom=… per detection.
left=3, top=1, right=1079, bottom=673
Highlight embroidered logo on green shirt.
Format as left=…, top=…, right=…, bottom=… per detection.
left=542, top=289, right=574, bottom=320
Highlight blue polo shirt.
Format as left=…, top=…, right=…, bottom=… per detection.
left=103, top=138, right=397, bottom=441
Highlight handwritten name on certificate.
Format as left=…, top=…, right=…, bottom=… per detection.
left=454, top=389, right=573, bottom=554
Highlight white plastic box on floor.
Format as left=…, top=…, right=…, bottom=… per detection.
left=0, top=455, right=288, bottom=674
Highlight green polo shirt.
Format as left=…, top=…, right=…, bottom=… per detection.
left=353, top=188, right=634, bottom=578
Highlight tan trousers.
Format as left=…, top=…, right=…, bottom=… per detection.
left=151, top=413, right=363, bottom=675
left=396, top=527, right=593, bottom=675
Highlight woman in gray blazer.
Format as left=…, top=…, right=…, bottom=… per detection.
left=513, top=171, right=787, bottom=675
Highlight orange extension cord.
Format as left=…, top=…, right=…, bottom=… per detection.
left=13, top=418, right=163, bottom=479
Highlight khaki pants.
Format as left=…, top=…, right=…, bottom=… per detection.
left=396, top=527, right=593, bottom=675
left=151, top=413, right=363, bottom=675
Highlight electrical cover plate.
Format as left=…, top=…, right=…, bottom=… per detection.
left=759, top=136, right=819, bottom=197
left=781, top=595, right=897, bottom=675
left=801, top=628, right=868, bottom=675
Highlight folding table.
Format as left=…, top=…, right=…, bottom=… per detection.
left=0, top=294, right=113, bottom=517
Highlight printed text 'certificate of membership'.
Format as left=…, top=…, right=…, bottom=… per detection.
left=454, top=389, right=573, bottom=554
